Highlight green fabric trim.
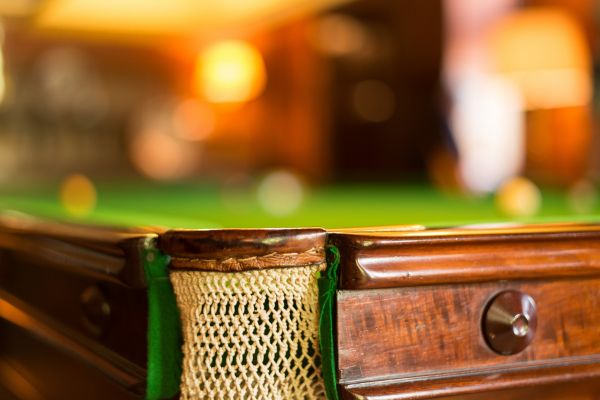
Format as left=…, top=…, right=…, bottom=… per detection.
left=142, top=238, right=183, bottom=400
left=318, top=245, right=340, bottom=400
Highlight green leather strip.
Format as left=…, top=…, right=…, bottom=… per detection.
left=142, top=239, right=182, bottom=400
left=319, top=245, right=340, bottom=400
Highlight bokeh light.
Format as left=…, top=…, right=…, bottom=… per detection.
left=128, top=98, right=201, bottom=181
left=351, top=80, right=396, bottom=123
left=59, top=173, right=97, bottom=217
left=256, top=169, right=305, bottom=217
left=312, top=14, right=370, bottom=58
left=495, top=176, right=541, bottom=218
left=129, top=127, right=199, bottom=181
left=195, top=40, right=267, bottom=103
left=490, top=8, right=591, bottom=110
left=172, top=98, right=215, bottom=141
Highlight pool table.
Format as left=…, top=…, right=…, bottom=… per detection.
left=1, top=182, right=600, bottom=399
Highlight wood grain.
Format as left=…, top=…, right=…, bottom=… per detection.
left=337, top=279, right=600, bottom=383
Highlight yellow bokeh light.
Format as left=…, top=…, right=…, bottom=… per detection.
left=195, top=40, right=266, bottom=103
left=495, top=176, right=541, bottom=218
left=59, top=173, right=97, bottom=217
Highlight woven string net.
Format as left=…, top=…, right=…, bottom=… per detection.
left=170, top=264, right=326, bottom=400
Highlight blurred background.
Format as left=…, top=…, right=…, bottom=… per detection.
left=0, top=0, right=599, bottom=228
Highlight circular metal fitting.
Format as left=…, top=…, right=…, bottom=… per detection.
left=483, top=290, right=537, bottom=355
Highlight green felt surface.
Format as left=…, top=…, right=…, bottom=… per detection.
left=1, top=181, right=599, bottom=228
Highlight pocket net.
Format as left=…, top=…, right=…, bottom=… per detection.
left=170, top=263, right=326, bottom=399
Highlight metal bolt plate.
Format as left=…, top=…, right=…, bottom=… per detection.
left=483, top=290, right=537, bottom=355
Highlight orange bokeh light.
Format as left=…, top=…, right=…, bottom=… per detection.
left=129, top=127, right=198, bottom=181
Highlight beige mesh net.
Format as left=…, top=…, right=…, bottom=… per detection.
left=170, top=263, right=326, bottom=399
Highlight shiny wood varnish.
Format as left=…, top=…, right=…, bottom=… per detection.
left=331, top=224, right=600, bottom=399
left=2, top=214, right=600, bottom=399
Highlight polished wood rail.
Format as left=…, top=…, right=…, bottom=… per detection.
left=331, top=224, right=600, bottom=399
